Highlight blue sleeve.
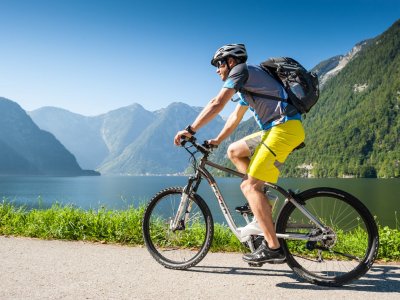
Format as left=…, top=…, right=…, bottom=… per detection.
left=239, top=99, right=248, bottom=106
left=237, top=92, right=248, bottom=106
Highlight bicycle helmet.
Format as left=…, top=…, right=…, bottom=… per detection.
left=211, top=43, right=247, bottom=67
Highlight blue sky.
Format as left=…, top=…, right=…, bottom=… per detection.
left=0, top=0, right=399, bottom=117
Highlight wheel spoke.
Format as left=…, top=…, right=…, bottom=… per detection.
left=277, top=188, right=378, bottom=286
left=143, top=188, right=213, bottom=269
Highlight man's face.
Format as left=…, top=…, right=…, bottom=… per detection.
left=216, top=60, right=229, bottom=81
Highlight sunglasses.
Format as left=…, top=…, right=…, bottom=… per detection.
left=216, top=60, right=226, bottom=68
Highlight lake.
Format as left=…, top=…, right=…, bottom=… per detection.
left=0, top=176, right=398, bottom=227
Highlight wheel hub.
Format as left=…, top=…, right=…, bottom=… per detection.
left=320, top=227, right=337, bottom=249
left=306, top=227, right=337, bottom=250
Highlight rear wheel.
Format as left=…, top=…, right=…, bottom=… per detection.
left=276, top=187, right=379, bottom=286
left=142, top=187, right=214, bottom=269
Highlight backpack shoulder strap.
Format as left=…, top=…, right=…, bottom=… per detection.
left=240, top=89, right=284, bottom=102
left=239, top=61, right=286, bottom=102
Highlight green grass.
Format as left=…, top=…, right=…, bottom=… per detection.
left=0, top=200, right=144, bottom=245
left=0, top=200, right=399, bottom=261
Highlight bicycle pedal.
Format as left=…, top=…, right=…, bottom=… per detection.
left=235, top=203, right=252, bottom=214
left=248, top=262, right=263, bottom=267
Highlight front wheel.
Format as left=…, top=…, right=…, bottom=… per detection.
left=276, top=187, right=379, bottom=286
left=142, top=187, right=214, bottom=269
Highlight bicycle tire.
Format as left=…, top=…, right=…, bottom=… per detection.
left=142, top=187, right=214, bottom=269
left=276, top=187, right=379, bottom=286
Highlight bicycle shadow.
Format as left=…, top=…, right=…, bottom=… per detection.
left=276, top=265, right=400, bottom=293
left=188, top=264, right=400, bottom=293
left=188, top=265, right=296, bottom=279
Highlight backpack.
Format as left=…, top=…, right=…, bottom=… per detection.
left=244, top=57, right=320, bottom=114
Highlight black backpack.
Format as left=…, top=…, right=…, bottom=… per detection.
left=244, top=57, right=320, bottom=114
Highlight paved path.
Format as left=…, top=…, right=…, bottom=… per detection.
left=0, top=236, right=399, bottom=299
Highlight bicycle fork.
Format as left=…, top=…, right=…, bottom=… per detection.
left=170, top=177, right=196, bottom=231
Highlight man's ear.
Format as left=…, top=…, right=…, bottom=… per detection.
left=228, top=56, right=237, bottom=67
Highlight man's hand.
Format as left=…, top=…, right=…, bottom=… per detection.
left=207, top=138, right=221, bottom=146
left=174, top=130, right=192, bottom=146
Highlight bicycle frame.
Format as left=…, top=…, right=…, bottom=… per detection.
left=181, top=150, right=329, bottom=247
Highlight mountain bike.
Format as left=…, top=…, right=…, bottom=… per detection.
left=142, top=136, right=379, bottom=287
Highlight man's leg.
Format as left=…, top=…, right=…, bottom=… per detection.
left=228, top=134, right=284, bottom=263
left=227, top=140, right=250, bottom=173
left=240, top=175, right=280, bottom=249
left=240, top=121, right=305, bottom=264
left=227, top=132, right=278, bottom=244
left=240, top=174, right=285, bottom=264
left=227, top=131, right=263, bottom=174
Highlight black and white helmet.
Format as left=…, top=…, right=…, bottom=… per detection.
left=211, top=43, right=247, bottom=67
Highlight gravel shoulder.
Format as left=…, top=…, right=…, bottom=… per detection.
left=0, top=236, right=399, bottom=299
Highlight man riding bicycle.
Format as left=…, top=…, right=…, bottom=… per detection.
left=174, top=43, right=305, bottom=264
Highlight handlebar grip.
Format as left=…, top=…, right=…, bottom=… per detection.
left=180, top=136, right=189, bottom=147
left=180, top=135, right=196, bottom=147
left=203, top=140, right=218, bottom=149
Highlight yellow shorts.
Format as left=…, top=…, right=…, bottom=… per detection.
left=243, top=120, right=305, bottom=183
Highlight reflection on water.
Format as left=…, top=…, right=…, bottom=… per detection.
left=0, top=176, right=398, bottom=227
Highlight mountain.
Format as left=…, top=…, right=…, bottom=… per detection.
left=29, top=103, right=155, bottom=170
left=30, top=102, right=225, bottom=175
left=213, top=19, right=400, bottom=178
left=0, top=97, right=99, bottom=176
left=99, top=104, right=156, bottom=164
left=98, top=102, right=224, bottom=174
left=311, top=40, right=372, bottom=87
left=29, top=107, right=108, bottom=169
left=292, top=19, right=400, bottom=178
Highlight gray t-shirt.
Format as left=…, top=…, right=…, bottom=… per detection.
left=223, top=63, right=301, bottom=130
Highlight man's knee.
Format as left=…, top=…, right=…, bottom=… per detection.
left=240, top=179, right=251, bottom=194
left=227, top=144, right=237, bottom=160
left=227, top=141, right=249, bottom=161
left=240, top=176, right=263, bottom=195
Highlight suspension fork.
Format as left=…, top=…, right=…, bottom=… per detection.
left=170, top=175, right=201, bottom=231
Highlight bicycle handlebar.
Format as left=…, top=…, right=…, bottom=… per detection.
left=180, top=136, right=218, bottom=154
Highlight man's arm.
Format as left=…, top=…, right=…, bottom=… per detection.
left=191, top=87, right=236, bottom=132
left=208, top=104, right=248, bottom=145
left=173, top=87, right=236, bottom=145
